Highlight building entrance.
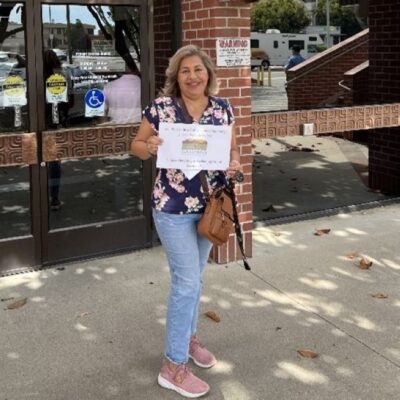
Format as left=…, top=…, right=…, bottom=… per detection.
left=0, top=0, right=152, bottom=275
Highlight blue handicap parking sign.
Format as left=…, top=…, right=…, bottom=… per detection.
left=85, top=89, right=105, bottom=109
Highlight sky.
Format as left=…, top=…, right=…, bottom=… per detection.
left=10, top=5, right=97, bottom=25
left=42, top=5, right=94, bottom=24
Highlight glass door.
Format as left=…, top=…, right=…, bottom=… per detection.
left=0, top=0, right=153, bottom=275
left=35, top=1, right=152, bottom=264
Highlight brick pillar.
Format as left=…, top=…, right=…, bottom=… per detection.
left=181, top=0, right=253, bottom=262
left=368, top=0, right=400, bottom=194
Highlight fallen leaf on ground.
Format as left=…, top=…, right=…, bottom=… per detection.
left=345, top=251, right=359, bottom=259
left=371, top=293, right=388, bottom=299
left=314, top=229, right=331, bottom=236
left=6, top=298, right=27, bottom=310
left=1, top=297, right=15, bottom=302
left=204, top=311, right=220, bottom=323
left=359, top=256, right=373, bottom=269
left=262, top=205, right=277, bottom=213
left=272, top=231, right=281, bottom=237
left=297, top=349, right=318, bottom=358
left=77, top=312, right=91, bottom=318
left=287, top=145, right=300, bottom=152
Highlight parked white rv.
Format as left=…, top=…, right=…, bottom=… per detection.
left=251, top=30, right=324, bottom=66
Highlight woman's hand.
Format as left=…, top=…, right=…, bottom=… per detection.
left=146, top=135, right=163, bottom=156
left=226, top=159, right=242, bottom=179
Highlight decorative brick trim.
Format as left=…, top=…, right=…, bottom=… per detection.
left=42, top=125, right=139, bottom=161
left=251, top=103, right=400, bottom=139
left=0, top=133, right=37, bottom=167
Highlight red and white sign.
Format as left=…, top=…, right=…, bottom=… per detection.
left=216, top=38, right=250, bottom=67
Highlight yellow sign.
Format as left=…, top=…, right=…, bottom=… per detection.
left=46, top=73, right=67, bottom=103
left=4, top=75, right=27, bottom=106
left=46, top=73, right=67, bottom=94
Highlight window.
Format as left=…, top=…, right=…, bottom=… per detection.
left=288, top=40, right=304, bottom=50
left=308, top=44, right=318, bottom=53
left=309, top=36, right=318, bottom=42
left=251, top=39, right=259, bottom=48
left=274, top=40, right=278, bottom=49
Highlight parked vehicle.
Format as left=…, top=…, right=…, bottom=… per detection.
left=251, top=31, right=324, bottom=66
left=251, top=48, right=270, bottom=69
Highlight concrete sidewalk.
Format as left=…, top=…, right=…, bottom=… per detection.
left=1, top=203, right=400, bottom=399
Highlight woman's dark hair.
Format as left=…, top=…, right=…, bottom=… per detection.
left=43, top=49, right=61, bottom=77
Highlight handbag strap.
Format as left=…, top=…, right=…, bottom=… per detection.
left=199, top=171, right=210, bottom=200
left=226, top=179, right=251, bottom=271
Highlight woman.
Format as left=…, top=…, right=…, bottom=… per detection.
left=131, top=45, right=241, bottom=398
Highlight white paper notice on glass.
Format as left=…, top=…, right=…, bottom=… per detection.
left=157, top=123, right=232, bottom=179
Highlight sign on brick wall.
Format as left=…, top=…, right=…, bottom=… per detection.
left=216, top=38, right=250, bottom=67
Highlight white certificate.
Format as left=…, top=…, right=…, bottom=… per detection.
left=157, top=123, right=232, bottom=179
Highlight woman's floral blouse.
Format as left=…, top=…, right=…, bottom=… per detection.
left=143, top=96, right=234, bottom=214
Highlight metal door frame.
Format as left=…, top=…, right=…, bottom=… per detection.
left=0, top=0, right=42, bottom=275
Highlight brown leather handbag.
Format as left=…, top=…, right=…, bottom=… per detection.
left=198, top=172, right=250, bottom=270
left=197, top=183, right=234, bottom=246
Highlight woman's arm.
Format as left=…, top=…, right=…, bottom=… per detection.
left=131, top=118, right=163, bottom=160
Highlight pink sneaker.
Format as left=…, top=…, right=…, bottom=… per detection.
left=157, top=362, right=210, bottom=398
left=189, top=335, right=217, bottom=368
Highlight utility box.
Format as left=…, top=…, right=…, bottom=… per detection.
left=302, top=123, right=315, bottom=136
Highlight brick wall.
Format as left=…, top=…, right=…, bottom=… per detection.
left=342, top=61, right=369, bottom=106
left=153, top=0, right=173, bottom=92
left=368, top=0, right=400, bottom=194
left=340, top=0, right=369, bottom=19
left=181, top=0, right=253, bottom=262
left=286, top=29, right=369, bottom=110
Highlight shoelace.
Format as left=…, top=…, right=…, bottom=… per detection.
left=174, top=364, right=189, bottom=384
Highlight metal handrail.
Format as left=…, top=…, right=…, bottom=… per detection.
left=338, top=80, right=352, bottom=92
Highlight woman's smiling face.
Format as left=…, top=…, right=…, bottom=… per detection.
left=177, top=55, right=209, bottom=98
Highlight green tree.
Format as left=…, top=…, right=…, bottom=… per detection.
left=251, top=0, right=310, bottom=33
left=315, top=0, right=363, bottom=38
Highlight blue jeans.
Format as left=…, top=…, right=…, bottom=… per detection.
left=153, top=209, right=213, bottom=364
